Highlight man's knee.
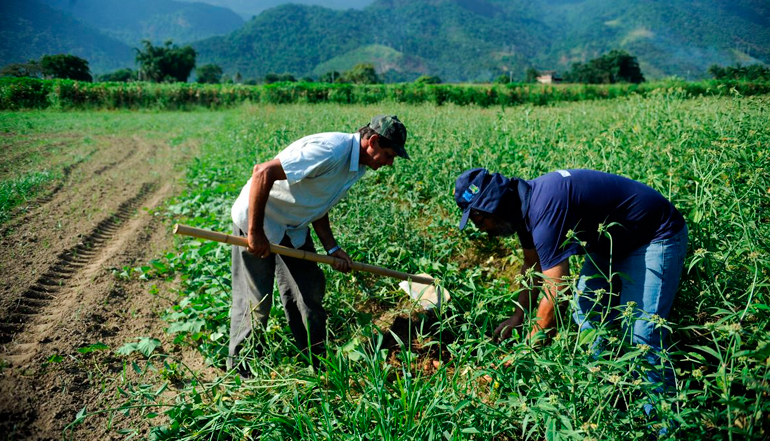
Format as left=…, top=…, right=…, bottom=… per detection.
left=630, top=319, right=666, bottom=351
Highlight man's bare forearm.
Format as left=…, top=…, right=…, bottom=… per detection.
left=311, top=213, right=337, bottom=252
left=248, top=159, right=285, bottom=235
left=529, top=259, right=570, bottom=338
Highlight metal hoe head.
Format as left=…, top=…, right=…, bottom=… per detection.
left=398, top=273, right=451, bottom=311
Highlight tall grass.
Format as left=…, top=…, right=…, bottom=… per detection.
left=83, top=93, right=769, bottom=440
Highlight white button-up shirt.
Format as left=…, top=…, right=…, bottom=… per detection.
left=231, top=132, right=366, bottom=248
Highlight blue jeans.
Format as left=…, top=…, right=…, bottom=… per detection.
left=572, top=225, right=688, bottom=391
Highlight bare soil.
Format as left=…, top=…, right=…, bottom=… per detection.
left=0, top=133, right=216, bottom=440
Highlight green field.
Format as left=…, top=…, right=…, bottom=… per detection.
left=4, top=92, right=769, bottom=439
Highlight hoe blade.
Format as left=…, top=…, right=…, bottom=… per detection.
left=398, top=273, right=451, bottom=311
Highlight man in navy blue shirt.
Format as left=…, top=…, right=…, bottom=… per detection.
left=455, top=168, right=688, bottom=390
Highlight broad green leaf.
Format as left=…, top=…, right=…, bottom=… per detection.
left=77, top=342, right=110, bottom=354
left=137, top=337, right=162, bottom=357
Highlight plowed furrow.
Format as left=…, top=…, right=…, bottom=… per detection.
left=50, top=265, right=77, bottom=274
left=17, top=297, right=48, bottom=308
left=0, top=323, right=22, bottom=334
left=0, top=183, right=157, bottom=348
left=24, top=289, right=55, bottom=300
left=94, top=148, right=135, bottom=176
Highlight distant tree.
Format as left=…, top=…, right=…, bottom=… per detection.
left=0, top=61, right=42, bottom=78
left=97, top=68, right=136, bottom=82
left=342, top=63, right=379, bottom=84
left=525, top=67, right=540, bottom=83
left=135, top=40, right=196, bottom=83
left=415, top=75, right=441, bottom=84
left=707, top=64, right=726, bottom=79
left=196, top=64, right=223, bottom=84
left=234, top=71, right=243, bottom=84
left=495, top=74, right=511, bottom=84
left=565, top=50, right=644, bottom=84
left=708, top=63, right=770, bottom=81
left=264, top=73, right=296, bottom=84
left=39, top=54, right=92, bottom=81
left=564, top=62, right=592, bottom=83
left=612, top=50, right=644, bottom=83
left=244, top=78, right=259, bottom=85
left=745, top=64, right=770, bottom=81
left=319, top=71, right=341, bottom=83
left=264, top=73, right=279, bottom=84
left=299, top=76, right=314, bottom=83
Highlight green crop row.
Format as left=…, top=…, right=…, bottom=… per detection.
left=2, top=77, right=770, bottom=110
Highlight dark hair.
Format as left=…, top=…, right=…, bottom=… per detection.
left=358, top=125, right=396, bottom=150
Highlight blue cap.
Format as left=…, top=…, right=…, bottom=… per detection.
left=454, top=168, right=512, bottom=230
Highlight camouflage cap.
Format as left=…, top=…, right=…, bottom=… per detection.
left=369, top=115, right=409, bottom=159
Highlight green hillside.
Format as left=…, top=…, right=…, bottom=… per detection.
left=366, top=0, right=549, bottom=81
left=38, top=0, right=244, bottom=46
left=177, top=0, right=374, bottom=19
left=194, top=4, right=369, bottom=80
left=194, top=0, right=550, bottom=81
left=311, top=45, right=429, bottom=80
left=0, top=0, right=133, bottom=74
left=194, top=0, right=769, bottom=81
left=539, top=0, right=770, bottom=78
left=3, top=0, right=767, bottom=81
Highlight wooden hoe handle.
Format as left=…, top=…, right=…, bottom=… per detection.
left=173, top=224, right=435, bottom=285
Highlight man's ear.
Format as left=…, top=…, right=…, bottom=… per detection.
left=367, top=133, right=379, bottom=148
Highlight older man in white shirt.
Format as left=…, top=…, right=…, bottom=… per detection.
left=229, top=115, right=409, bottom=373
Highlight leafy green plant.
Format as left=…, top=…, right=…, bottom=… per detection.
left=117, top=337, right=162, bottom=357
left=77, top=342, right=110, bottom=354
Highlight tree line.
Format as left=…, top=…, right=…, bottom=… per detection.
left=2, top=43, right=767, bottom=85
left=708, top=64, right=770, bottom=82
left=1, top=55, right=94, bottom=82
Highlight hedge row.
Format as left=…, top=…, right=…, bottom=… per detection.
left=1, top=77, right=768, bottom=110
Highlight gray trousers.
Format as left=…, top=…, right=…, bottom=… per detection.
left=228, top=224, right=326, bottom=369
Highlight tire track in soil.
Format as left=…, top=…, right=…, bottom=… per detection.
left=0, top=181, right=190, bottom=441
left=0, top=133, right=206, bottom=440
left=0, top=136, right=155, bottom=314
left=2, top=134, right=147, bottom=238
left=0, top=183, right=156, bottom=355
left=92, top=147, right=134, bottom=176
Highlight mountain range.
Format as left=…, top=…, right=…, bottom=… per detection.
left=176, top=0, right=374, bottom=20
left=1, top=0, right=768, bottom=81
left=1, top=0, right=134, bottom=73
left=37, top=0, right=244, bottom=47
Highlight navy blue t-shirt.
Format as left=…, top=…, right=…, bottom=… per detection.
left=517, top=169, right=686, bottom=270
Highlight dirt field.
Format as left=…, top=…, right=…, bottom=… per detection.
left=0, top=131, right=215, bottom=440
